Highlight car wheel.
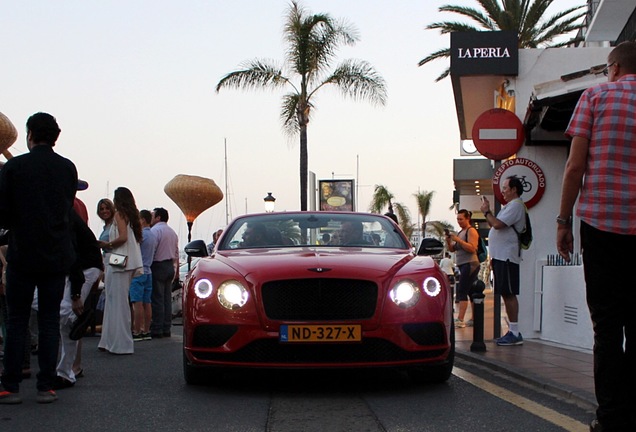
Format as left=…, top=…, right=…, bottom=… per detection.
left=183, top=349, right=207, bottom=385
left=408, top=319, right=455, bottom=384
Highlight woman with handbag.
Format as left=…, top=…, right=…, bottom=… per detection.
left=445, top=209, right=480, bottom=329
left=97, top=187, right=142, bottom=354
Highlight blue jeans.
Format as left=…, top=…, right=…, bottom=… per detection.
left=150, top=260, right=174, bottom=335
left=581, top=221, right=635, bottom=430
left=1, top=267, right=65, bottom=392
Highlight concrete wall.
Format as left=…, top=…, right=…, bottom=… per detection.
left=513, top=47, right=611, bottom=343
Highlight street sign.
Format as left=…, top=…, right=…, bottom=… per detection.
left=493, top=158, right=546, bottom=209
left=472, top=108, right=524, bottom=160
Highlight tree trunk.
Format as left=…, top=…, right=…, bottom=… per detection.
left=299, top=123, right=308, bottom=211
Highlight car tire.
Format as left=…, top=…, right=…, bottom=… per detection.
left=183, top=349, right=207, bottom=385
left=407, top=317, right=455, bottom=384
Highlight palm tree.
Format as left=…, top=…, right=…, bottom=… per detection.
left=418, top=0, right=586, bottom=81
left=216, top=1, right=387, bottom=210
left=368, top=184, right=394, bottom=214
left=413, top=190, right=435, bottom=235
left=368, top=185, right=414, bottom=239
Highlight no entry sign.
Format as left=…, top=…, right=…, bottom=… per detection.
left=472, top=108, right=524, bottom=160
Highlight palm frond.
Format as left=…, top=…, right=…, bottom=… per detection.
left=280, top=93, right=301, bottom=136
left=418, top=47, right=451, bottom=67
left=316, top=60, right=387, bottom=106
left=284, top=1, right=359, bottom=84
left=425, top=221, right=448, bottom=238
left=216, top=60, right=290, bottom=92
left=392, top=202, right=413, bottom=237
left=437, top=5, right=496, bottom=30
left=426, top=21, right=485, bottom=34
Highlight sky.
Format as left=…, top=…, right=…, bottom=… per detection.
left=1, top=0, right=584, bottom=246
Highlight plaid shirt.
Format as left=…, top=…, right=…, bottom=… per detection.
left=566, top=75, right=636, bottom=234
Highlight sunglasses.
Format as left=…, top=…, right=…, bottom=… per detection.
left=603, top=62, right=616, bottom=76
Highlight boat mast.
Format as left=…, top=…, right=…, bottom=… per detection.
left=224, top=138, right=230, bottom=225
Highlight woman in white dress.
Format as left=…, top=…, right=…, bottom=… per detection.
left=97, top=187, right=142, bottom=354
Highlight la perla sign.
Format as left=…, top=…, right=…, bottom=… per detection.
left=451, top=31, right=518, bottom=76
left=458, top=47, right=511, bottom=59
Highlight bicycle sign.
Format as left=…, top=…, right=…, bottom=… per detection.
left=492, top=157, right=546, bottom=209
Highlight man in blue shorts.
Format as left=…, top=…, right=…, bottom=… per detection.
left=131, top=210, right=157, bottom=341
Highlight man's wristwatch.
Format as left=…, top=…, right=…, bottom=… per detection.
left=556, top=215, right=572, bottom=225
left=71, top=293, right=81, bottom=300
left=484, top=210, right=492, bottom=217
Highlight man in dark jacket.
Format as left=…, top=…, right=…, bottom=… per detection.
left=0, top=112, right=77, bottom=404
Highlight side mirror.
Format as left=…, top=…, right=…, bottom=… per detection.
left=184, top=240, right=208, bottom=258
left=416, top=238, right=444, bottom=256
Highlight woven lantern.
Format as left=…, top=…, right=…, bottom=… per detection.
left=164, top=174, right=223, bottom=242
left=0, top=112, right=18, bottom=157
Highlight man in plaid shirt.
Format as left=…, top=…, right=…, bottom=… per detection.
left=558, top=41, right=636, bottom=432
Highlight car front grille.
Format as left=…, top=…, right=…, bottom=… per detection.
left=191, top=338, right=446, bottom=364
left=261, top=278, right=378, bottom=321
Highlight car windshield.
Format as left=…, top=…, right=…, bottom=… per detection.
left=218, top=213, right=409, bottom=250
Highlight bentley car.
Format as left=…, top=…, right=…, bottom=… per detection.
left=182, top=212, right=453, bottom=384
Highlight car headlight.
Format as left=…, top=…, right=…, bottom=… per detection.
left=217, top=280, right=249, bottom=310
left=422, top=276, right=441, bottom=297
left=194, top=279, right=213, bottom=299
left=389, top=280, right=420, bottom=308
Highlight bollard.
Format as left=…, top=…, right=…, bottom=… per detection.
left=470, top=292, right=486, bottom=352
left=470, top=279, right=487, bottom=352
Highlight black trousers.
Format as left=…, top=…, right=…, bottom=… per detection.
left=1, top=268, right=65, bottom=392
left=581, top=221, right=635, bottom=430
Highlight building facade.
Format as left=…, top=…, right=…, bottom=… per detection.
left=450, top=0, right=634, bottom=349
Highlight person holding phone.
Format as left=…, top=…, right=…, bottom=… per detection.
left=481, top=178, right=526, bottom=346
left=444, top=209, right=479, bottom=328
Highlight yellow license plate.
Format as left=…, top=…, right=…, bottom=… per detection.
left=279, top=324, right=361, bottom=342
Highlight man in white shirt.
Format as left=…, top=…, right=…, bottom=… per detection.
left=481, top=176, right=526, bottom=346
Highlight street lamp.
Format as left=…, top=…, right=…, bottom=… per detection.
left=263, top=192, right=276, bottom=212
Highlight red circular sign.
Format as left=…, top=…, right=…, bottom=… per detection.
left=472, top=108, right=524, bottom=160
left=493, top=158, right=546, bottom=209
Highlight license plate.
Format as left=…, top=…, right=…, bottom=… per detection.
left=279, top=324, right=361, bottom=342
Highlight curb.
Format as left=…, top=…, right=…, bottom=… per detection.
left=455, top=348, right=597, bottom=410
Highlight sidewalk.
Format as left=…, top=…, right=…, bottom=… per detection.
left=454, top=291, right=596, bottom=409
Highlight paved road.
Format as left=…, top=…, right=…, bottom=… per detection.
left=0, top=332, right=594, bottom=431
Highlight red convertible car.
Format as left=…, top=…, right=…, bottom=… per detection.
left=182, top=212, right=453, bottom=384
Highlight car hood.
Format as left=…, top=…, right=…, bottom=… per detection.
left=210, top=247, right=423, bottom=282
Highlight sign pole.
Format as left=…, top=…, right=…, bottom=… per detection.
left=493, top=162, right=502, bottom=339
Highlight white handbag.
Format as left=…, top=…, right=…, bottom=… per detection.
left=109, top=253, right=128, bottom=267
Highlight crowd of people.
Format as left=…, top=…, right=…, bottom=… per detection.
left=0, top=112, right=181, bottom=404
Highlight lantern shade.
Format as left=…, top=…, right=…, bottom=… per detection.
left=0, top=112, right=18, bottom=155
left=164, top=175, right=223, bottom=223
